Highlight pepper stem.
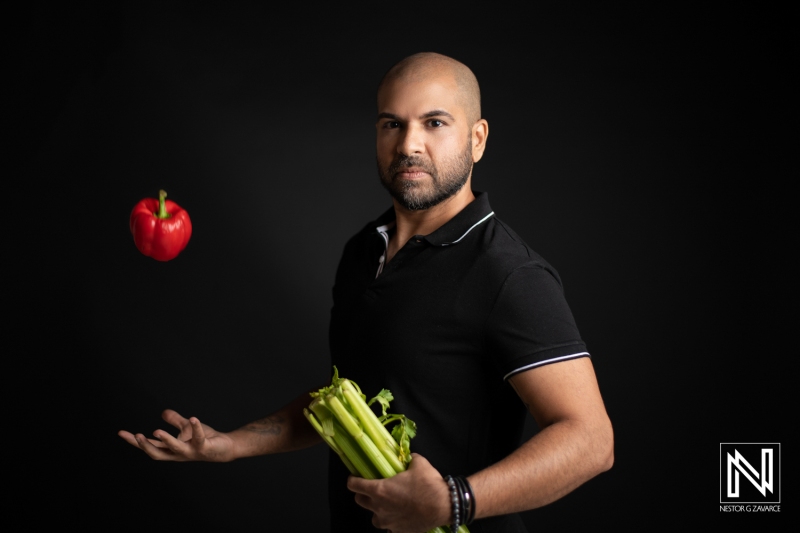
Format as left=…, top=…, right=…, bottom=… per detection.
left=157, top=189, right=170, bottom=219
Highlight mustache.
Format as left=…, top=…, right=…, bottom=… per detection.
left=387, top=155, right=435, bottom=176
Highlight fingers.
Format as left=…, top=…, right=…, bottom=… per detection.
left=165, top=410, right=212, bottom=442
left=347, top=475, right=378, bottom=495
left=406, top=453, right=431, bottom=472
left=119, top=429, right=194, bottom=461
left=118, top=430, right=167, bottom=450
left=118, top=430, right=139, bottom=448
left=348, top=475, right=382, bottom=514
left=162, top=409, right=189, bottom=429
left=189, top=417, right=206, bottom=444
left=153, top=416, right=210, bottom=460
left=156, top=424, right=197, bottom=453
left=163, top=409, right=196, bottom=442
left=408, top=452, right=425, bottom=464
left=353, top=492, right=374, bottom=512
left=119, top=412, right=214, bottom=462
left=161, top=416, right=205, bottom=447
left=134, top=433, right=178, bottom=460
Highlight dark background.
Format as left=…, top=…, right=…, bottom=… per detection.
left=16, top=1, right=793, bottom=529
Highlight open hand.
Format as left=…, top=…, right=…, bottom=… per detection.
left=118, top=409, right=235, bottom=462
left=347, top=453, right=451, bottom=533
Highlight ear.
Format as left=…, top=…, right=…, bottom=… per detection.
left=471, top=119, right=489, bottom=163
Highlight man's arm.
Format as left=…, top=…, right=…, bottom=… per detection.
left=467, top=356, right=614, bottom=517
left=347, top=357, right=613, bottom=532
left=118, top=387, right=323, bottom=462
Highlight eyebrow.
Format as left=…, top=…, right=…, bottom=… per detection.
left=421, top=109, right=456, bottom=121
left=376, top=109, right=457, bottom=122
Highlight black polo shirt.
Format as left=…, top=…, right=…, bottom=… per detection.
left=328, top=191, right=588, bottom=533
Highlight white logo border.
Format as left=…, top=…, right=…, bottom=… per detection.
left=720, top=442, right=781, bottom=504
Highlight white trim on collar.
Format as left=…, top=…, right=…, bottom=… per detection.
left=439, top=211, right=495, bottom=246
left=372, top=210, right=494, bottom=277
left=375, top=222, right=395, bottom=278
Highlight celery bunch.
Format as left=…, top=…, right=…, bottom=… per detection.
left=304, top=367, right=470, bottom=533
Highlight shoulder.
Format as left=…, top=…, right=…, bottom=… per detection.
left=478, top=215, right=564, bottom=289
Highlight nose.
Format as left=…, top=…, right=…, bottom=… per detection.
left=397, top=123, right=424, bottom=156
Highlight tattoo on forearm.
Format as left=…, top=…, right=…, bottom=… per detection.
left=244, top=414, right=284, bottom=436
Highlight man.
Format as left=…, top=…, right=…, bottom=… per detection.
left=119, top=52, right=614, bottom=533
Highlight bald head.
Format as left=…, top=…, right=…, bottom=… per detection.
left=378, top=52, right=482, bottom=125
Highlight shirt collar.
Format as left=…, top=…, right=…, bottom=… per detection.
left=371, top=191, right=495, bottom=247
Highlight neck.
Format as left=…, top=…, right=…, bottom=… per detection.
left=386, top=185, right=475, bottom=262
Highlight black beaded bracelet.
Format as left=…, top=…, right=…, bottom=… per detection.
left=444, top=475, right=462, bottom=532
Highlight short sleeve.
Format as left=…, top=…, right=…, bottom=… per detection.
left=485, top=264, right=589, bottom=380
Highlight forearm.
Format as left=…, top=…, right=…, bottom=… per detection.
left=226, top=388, right=323, bottom=459
left=467, top=417, right=614, bottom=519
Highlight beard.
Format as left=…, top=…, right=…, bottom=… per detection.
left=378, top=137, right=473, bottom=211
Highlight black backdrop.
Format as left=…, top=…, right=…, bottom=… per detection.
left=16, top=2, right=793, bottom=529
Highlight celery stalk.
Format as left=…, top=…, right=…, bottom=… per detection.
left=303, top=408, right=358, bottom=476
left=426, top=526, right=470, bottom=532
left=330, top=418, right=381, bottom=480
left=342, top=380, right=400, bottom=454
left=309, top=399, right=380, bottom=479
left=342, top=386, right=406, bottom=473
left=326, top=393, right=397, bottom=479
left=307, top=367, right=470, bottom=533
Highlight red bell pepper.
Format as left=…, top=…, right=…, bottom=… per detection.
left=130, top=190, right=192, bottom=261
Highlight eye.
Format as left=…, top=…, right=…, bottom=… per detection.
left=382, top=120, right=400, bottom=129
left=428, top=119, right=445, bottom=128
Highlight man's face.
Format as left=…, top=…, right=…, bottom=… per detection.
left=376, top=74, right=474, bottom=211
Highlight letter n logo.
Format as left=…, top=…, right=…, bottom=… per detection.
left=720, top=443, right=780, bottom=504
